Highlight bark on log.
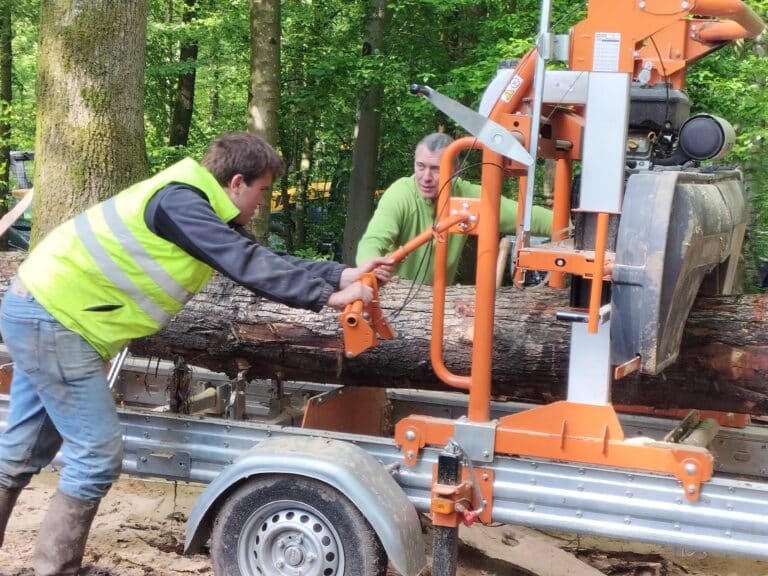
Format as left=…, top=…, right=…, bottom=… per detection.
left=1, top=252, right=766, bottom=414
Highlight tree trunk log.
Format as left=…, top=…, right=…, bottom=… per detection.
left=34, top=0, right=148, bottom=244
left=1, top=252, right=766, bottom=414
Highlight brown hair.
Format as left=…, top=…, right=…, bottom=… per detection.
left=201, top=131, right=285, bottom=186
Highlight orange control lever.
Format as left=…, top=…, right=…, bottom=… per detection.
left=340, top=212, right=469, bottom=358
left=339, top=273, right=395, bottom=358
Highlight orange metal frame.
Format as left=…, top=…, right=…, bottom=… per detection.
left=339, top=272, right=396, bottom=358
left=397, top=402, right=714, bottom=502
left=340, top=209, right=473, bottom=358
left=346, top=0, right=764, bottom=519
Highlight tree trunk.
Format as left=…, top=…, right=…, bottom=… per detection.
left=168, top=0, right=198, bottom=147
left=0, top=0, right=10, bottom=251
left=33, top=0, right=149, bottom=244
left=247, top=0, right=281, bottom=244
left=129, top=274, right=767, bottom=417
left=341, top=0, right=388, bottom=264
left=294, top=136, right=315, bottom=249
left=0, top=252, right=765, bottom=413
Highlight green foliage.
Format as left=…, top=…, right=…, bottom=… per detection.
left=291, top=245, right=334, bottom=262
left=5, top=0, right=766, bottom=278
left=7, top=1, right=37, bottom=151
left=144, top=0, right=251, bottom=165
left=686, top=28, right=768, bottom=289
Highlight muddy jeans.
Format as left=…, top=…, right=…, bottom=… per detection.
left=0, top=283, right=122, bottom=501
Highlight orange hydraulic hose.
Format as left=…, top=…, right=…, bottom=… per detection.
left=693, top=0, right=766, bottom=39
left=467, top=150, right=504, bottom=423
left=431, top=137, right=478, bottom=391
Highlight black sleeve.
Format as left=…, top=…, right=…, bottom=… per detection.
left=145, top=184, right=347, bottom=312
left=230, top=222, right=348, bottom=285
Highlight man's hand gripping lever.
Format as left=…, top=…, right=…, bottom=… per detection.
left=339, top=272, right=396, bottom=358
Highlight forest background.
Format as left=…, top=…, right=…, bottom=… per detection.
left=0, top=0, right=766, bottom=288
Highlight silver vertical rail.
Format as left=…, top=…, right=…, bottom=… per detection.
left=521, top=0, right=553, bottom=243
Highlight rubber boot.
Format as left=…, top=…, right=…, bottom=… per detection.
left=33, top=490, right=99, bottom=576
left=0, top=486, right=21, bottom=547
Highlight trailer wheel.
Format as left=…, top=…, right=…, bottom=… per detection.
left=211, top=474, right=387, bottom=576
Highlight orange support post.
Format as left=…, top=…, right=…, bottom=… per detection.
left=467, top=150, right=504, bottom=423
left=587, top=213, right=610, bottom=333
left=430, top=137, right=478, bottom=391
left=548, top=158, right=572, bottom=289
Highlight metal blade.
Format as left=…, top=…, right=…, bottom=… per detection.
left=413, top=85, right=533, bottom=166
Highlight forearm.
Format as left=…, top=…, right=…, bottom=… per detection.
left=148, top=186, right=337, bottom=311
left=356, top=234, right=391, bottom=265
left=498, top=197, right=553, bottom=237
left=273, top=252, right=346, bottom=287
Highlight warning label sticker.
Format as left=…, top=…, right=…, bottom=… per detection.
left=593, top=32, right=621, bottom=72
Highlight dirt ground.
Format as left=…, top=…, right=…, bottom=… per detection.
left=0, top=471, right=767, bottom=576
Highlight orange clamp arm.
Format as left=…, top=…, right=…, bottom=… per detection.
left=693, top=0, right=766, bottom=41
left=339, top=273, right=397, bottom=358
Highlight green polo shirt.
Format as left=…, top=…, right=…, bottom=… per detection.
left=356, top=175, right=552, bottom=284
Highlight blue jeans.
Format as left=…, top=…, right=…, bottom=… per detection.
left=0, top=286, right=123, bottom=501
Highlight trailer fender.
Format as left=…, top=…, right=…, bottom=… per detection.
left=184, top=435, right=427, bottom=576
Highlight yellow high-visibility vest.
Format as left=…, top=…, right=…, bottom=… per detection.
left=19, top=158, right=240, bottom=358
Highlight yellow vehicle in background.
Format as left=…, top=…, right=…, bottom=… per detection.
left=270, top=181, right=332, bottom=213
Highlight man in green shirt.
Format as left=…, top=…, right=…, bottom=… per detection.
left=356, top=132, right=553, bottom=284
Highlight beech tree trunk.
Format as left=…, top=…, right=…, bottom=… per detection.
left=33, top=0, right=149, bottom=244
left=247, top=0, right=281, bottom=244
left=1, top=252, right=765, bottom=414
left=136, top=276, right=768, bottom=415
left=0, top=0, right=11, bottom=249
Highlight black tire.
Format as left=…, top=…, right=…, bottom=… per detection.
left=211, top=474, right=388, bottom=576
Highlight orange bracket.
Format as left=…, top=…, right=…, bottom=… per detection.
left=339, top=273, right=396, bottom=358
left=431, top=479, right=474, bottom=528
left=516, top=212, right=612, bottom=333
left=444, top=197, right=481, bottom=235
left=396, top=402, right=713, bottom=502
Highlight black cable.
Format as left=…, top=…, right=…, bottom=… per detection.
left=648, top=35, right=671, bottom=125
left=389, top=160, right=508, bottom=320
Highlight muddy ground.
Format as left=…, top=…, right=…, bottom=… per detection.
left=0, top=471, right=766, bottom=576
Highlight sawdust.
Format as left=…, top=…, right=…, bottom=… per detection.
left=1, top=471, right=767, bottom=576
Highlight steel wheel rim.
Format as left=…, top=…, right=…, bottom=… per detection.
left=237, top=499, right=344, bottom=576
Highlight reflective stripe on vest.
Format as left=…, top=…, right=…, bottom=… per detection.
left=74, top=200, right=175, bottom=326
left=101, top=197, right=193, bottom=303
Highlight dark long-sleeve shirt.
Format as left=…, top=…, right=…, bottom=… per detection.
left=145, top=183, right=346, bottom=311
